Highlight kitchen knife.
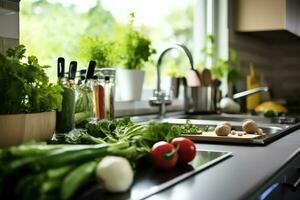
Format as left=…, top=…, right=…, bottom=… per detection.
left=57, top=57, right=65, bottom=82
left=85, top=60, right=96, bottom=83
left=77, top=69, right=87, bottom=85
left=68, top=61, right=78, bottom=81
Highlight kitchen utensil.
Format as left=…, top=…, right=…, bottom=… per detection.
left=185, top=70, right=201, bottom=87
left=57, top=57, right=65, bottom=83
left=67, top=61, right=77, bottom=81
left=201, top=68, right=213, bottom=86
left=175, top=44, right=201, bottom=87
left=196, top=69, right=204, bottom=85
left=85, top=60, right=96, bottom=83
left=184, top=86, right=217, bottom=113
left=77, top=69, right=87, bottom=85
left=213, top=79, right=222, bottom=88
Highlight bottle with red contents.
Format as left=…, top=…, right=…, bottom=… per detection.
left=92, top=68, right=115, bottom=120
left=92, top=77, right=105, bottom=120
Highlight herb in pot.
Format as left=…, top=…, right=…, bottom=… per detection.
left=81, top=37, right=120, bottom=68
left=0, top=45, right=63, bottom=114
left=118, top=13, right=156, bottom=70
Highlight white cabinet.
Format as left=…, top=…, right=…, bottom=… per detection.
left=233, top=0, right=300, bottom=37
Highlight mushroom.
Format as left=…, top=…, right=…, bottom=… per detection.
left=215, top=125, right=231, bottom=136
left=242, top=120, right=258, bottom=134
left=231, top=130, right=236, bottom=135
left=238, top=132, right=244, bottom=136
left=218, top=122, right=232, bottom=130
left=256, top=128, right=265, bottom=135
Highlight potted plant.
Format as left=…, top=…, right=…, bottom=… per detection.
left=0, top=45, right=63, bottom=147
left=81, top=37, right=120, bottom=69
left=117, top=13, right=156, bottom=101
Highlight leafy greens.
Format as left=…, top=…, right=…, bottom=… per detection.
left=0, top=45, right=63, bottom=114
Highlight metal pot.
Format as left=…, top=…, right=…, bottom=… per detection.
left=184, top=86, right=218, bottom=114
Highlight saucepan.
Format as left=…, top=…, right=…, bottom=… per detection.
left=184, top=85, right=219, bottom=114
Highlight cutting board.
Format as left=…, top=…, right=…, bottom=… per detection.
left=183, top=131, right=261, bottom=143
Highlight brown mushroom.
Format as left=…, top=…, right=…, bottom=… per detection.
left=231, top=130, right=236, bottom=135
left=256, top=128, right=265, bottom=135
left=215, top=125, right=231, bottom=136
left=242, top=120, right=258, bottom=134
left=218, top=122, right=232, bottom=130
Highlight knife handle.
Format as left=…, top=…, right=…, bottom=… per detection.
left=68, top=61, right=77, bottom=80
left=85, top=60, right=96, bottom=82
left=57, top=57, right=65, bottom=78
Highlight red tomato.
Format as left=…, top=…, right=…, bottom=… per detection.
left=171, top=137, right=196, bottom=163
left=150, top=141, right=178, bottom=170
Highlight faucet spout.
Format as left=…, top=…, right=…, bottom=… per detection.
left=155, top=43, right=194, bottom=91
left=232, top=87, right=269, bottom=100
left=149, top=43, right=194, bottom=118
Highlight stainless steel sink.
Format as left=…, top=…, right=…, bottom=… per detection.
left=131, top=112, right=300, bottom=145
left=177, top=113, right=272, bottom=123
left=161, top=118, right=289, bottom=145
left=162, top=115, right=300, bottom=145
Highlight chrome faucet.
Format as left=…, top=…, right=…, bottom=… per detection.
left=149, top=43, right=194, bottom=118
left=232, top=87, right=269, bottom=99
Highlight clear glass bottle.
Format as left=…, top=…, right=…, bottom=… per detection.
left=89, top=68, right=116, bottom=120
left=98, top=68, right=116, bottom=120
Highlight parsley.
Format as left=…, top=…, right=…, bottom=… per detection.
left=178, top=120, right=201, bottom=135
left=0, top=45, right=63, bottom=114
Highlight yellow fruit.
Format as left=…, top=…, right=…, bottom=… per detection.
left=255, top=101, right=288, bottom=113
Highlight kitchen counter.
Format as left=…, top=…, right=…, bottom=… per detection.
left=146, top=128, right=300, bottom=200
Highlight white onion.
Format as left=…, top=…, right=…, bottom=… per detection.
left=96, top=156, right=134, bottom=193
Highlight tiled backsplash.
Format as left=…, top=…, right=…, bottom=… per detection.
left=229, top=32, right=300, bottom=105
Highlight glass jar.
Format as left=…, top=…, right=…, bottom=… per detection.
left=92, top=68, right=116, bottom=120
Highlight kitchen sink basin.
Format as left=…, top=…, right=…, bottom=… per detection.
left=131, top=112, right=300, bottom=145
left=178, top=113, right=272, bottom=123
left=161, top=118, right=289, bottom=145
left=170, top=113, right=299, bottom=125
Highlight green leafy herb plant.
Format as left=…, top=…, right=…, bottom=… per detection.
left=199, top=35, right=241, bottom=85
left=80, top=37, right=120, bottom=68
left=119, top=13, right=156, bottom=70
left=0, top=45, right=63, bottom=114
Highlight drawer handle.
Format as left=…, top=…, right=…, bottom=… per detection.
left=284, top=171, right=300, bottom=191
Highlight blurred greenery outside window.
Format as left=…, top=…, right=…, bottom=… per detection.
left=20, top=0, right=230, bottom=99
left=20, top=0, right=194, bottom=89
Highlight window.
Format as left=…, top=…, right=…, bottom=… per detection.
left=20, top=0, right=228, bottom=100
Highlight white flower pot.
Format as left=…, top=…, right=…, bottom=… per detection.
left=117, top=69, right=145, bottom=101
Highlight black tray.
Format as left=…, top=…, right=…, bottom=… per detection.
left=77, top=149, right=232, bottom=200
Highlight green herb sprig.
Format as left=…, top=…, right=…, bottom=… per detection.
left=119, top=13, right=156, bottom=70
left=0, top=45, right=63, bottom=114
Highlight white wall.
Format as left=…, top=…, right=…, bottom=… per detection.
left=0, top=7, right=19, bottom=39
